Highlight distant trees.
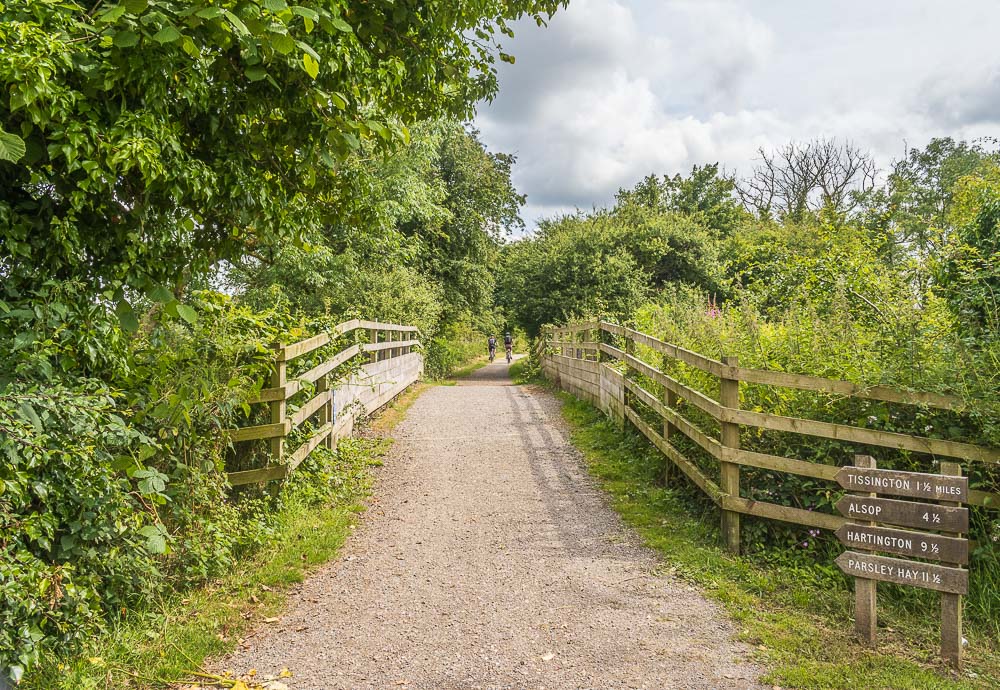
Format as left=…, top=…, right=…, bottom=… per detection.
left=860, top=137, right=1000, bottom=270
left=737, top=139, right=877, bottom=222
left=614, top=163, right=747, bottom=235
left=230, top=121, right=524, bottom=334
left=499, top=167, right=730, bottom=335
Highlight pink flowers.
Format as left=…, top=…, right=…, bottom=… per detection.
left=706, top=295, right=721, bottom=318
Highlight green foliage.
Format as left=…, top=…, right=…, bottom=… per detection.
left=499, top=202, right=723, bottom=335
left=614, top=164, right=747, bottom=235
left=0, top=381, right=157, bottom=683
left=867, top=139, right=1000, bottom=259
left=0, top=290, right=364, bottom=681
left=634, top=280, right=999, bottom=630
left=230, top=120, right=524, bottom=338
left=25, top=437, right=387, bottom=689
left=499, top=214, right=650, bottom=335
left=0, top=0, right=558, bottom=680
left=0, top=0, right=564, bottom=311
left=937, top=164, right=1000, bottom=335
left=505, top=138, right=1000, bottom=638
left=423, top=318, right=488, bottom=379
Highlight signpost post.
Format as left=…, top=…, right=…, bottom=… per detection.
left=835, top=455, right=969, bottom=668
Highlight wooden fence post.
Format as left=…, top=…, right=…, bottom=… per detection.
left=270, top=346, right=287, bottom=463
left=852, top=454, right=878, bottom=646
left=719, top=355, right=740, bottom=554
left=940, top=461, right=964, bottom=669
left=369, top=328, right=378, bottom=364
left=624, top=331, right=636, bottom=426
left=318, top=370, right=333, bottom=450
left=662, top=353, right=677, bottom=485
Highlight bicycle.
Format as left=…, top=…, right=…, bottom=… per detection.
left=489, top=347, right=496, bottom=362
left=505, top=346, right=513, bottom=364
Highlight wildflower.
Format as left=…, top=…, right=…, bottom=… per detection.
left=706, top=295, right=721, bottom=318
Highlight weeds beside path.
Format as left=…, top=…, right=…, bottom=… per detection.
left=24, top=438, right=388, bottom=690
left=554, top=391, right=997, bottom=689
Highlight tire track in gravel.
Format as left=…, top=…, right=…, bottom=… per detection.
left=216, top=360, right=763, bottom=689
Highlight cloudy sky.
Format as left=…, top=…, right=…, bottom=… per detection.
left=474, top=0, right=1000, bottom=228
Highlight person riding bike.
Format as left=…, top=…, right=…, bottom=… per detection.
left=503, top=332, right=513, bottom=363
left=487, top=335, right=497, bottom=362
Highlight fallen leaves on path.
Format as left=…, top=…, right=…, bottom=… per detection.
left=176, top=666, right=292, bottom=689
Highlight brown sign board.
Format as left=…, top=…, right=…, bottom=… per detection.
left=836, top=551, right=968, bottom=594
left=836, top=467, right=968, bottom=503
left=835, top=524, right=969, bottom=565
left=835, top=495, right=969, bottom=533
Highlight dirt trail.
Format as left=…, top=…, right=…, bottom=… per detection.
left=218, top=361, right=762, bottom=689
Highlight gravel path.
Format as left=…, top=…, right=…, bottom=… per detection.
left=218, top=361, right=763, bottom=689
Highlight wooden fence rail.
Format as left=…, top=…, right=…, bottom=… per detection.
left=539, top=321, right=1000, bottom=546
left=226, top=319, right=423, bottom=486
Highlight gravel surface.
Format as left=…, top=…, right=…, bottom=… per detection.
left=217, top=361, right=763, bottom=689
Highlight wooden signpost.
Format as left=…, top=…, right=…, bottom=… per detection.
left=834, top=524, right=969, bottom=564
left=835, top=494, right=969, bottom=532
left=835, top=466, right=968, bottom=501
left=835, top=552, right=968, bottom=594
left=835, top=456, right=969, bottom=669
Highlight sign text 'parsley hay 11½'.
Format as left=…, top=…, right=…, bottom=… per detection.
left=835, top=466, right=968, bottom=502
left=835, top=551, right=969, bottom=594
left=834, top=494, right=969, bottom=532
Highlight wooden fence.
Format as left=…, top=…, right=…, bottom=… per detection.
left=226, top=319, right=423, bottom=486
left=539, top=321, right=1000, bottom=553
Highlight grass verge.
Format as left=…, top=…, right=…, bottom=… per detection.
left=24, top=437, right=390, bottom=690
left=554, top=392, right=997, bottom=689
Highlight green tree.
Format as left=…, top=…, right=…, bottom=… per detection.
left=860, top=137, right=1000, bottom=270
left=0, top=0, right=564, bottom=330
left=499, top=215, right=650, bottom=335
left=228, top=120, right=523, bottom=334
left=409, top=124, right=525, bottom=320
left=614, top=164, right=745, bottom=235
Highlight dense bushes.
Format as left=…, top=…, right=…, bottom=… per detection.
left=0, top=382, right=154, bottom=683
left=0, top=292, right=338, bottom=678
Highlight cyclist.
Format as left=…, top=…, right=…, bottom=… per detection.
left=487, top=334, right=497, bottom=362
left=503, top=332, right=513, bottom=363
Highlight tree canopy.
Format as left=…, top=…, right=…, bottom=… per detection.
left=0, top=0, right=564, bottom=325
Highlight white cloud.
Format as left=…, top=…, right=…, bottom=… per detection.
left=477, top=0, right=1000, bottom=228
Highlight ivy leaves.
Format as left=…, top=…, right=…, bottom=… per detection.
left=0, top=126, right=24, bottom=162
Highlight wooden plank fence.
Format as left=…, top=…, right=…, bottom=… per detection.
left=226, top=319, right=423, bottom=486
left=539, top=321, right=1000, bottom=544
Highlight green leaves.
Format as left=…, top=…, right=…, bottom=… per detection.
left=152, top=26, right=182, bottom=44
left=271, top=33, right=295, bottom=54
left=330, top=16, right=353, bottom=33
left=222, top=9, right=250, bottom=36
left=246, top=65, right=268, bottom=81
left=116, top=301, right=140, bottom=333
left=175, top=303, right=198, bottom=324
left=0, top=128, right=26, bottom=162
left=137, top=524, right=168, bottom=554
left=302, top=52, right=319, bottom=79
left=113, top=30, right=140, bottom=48
left=148, top=286, right=175, bottom=303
